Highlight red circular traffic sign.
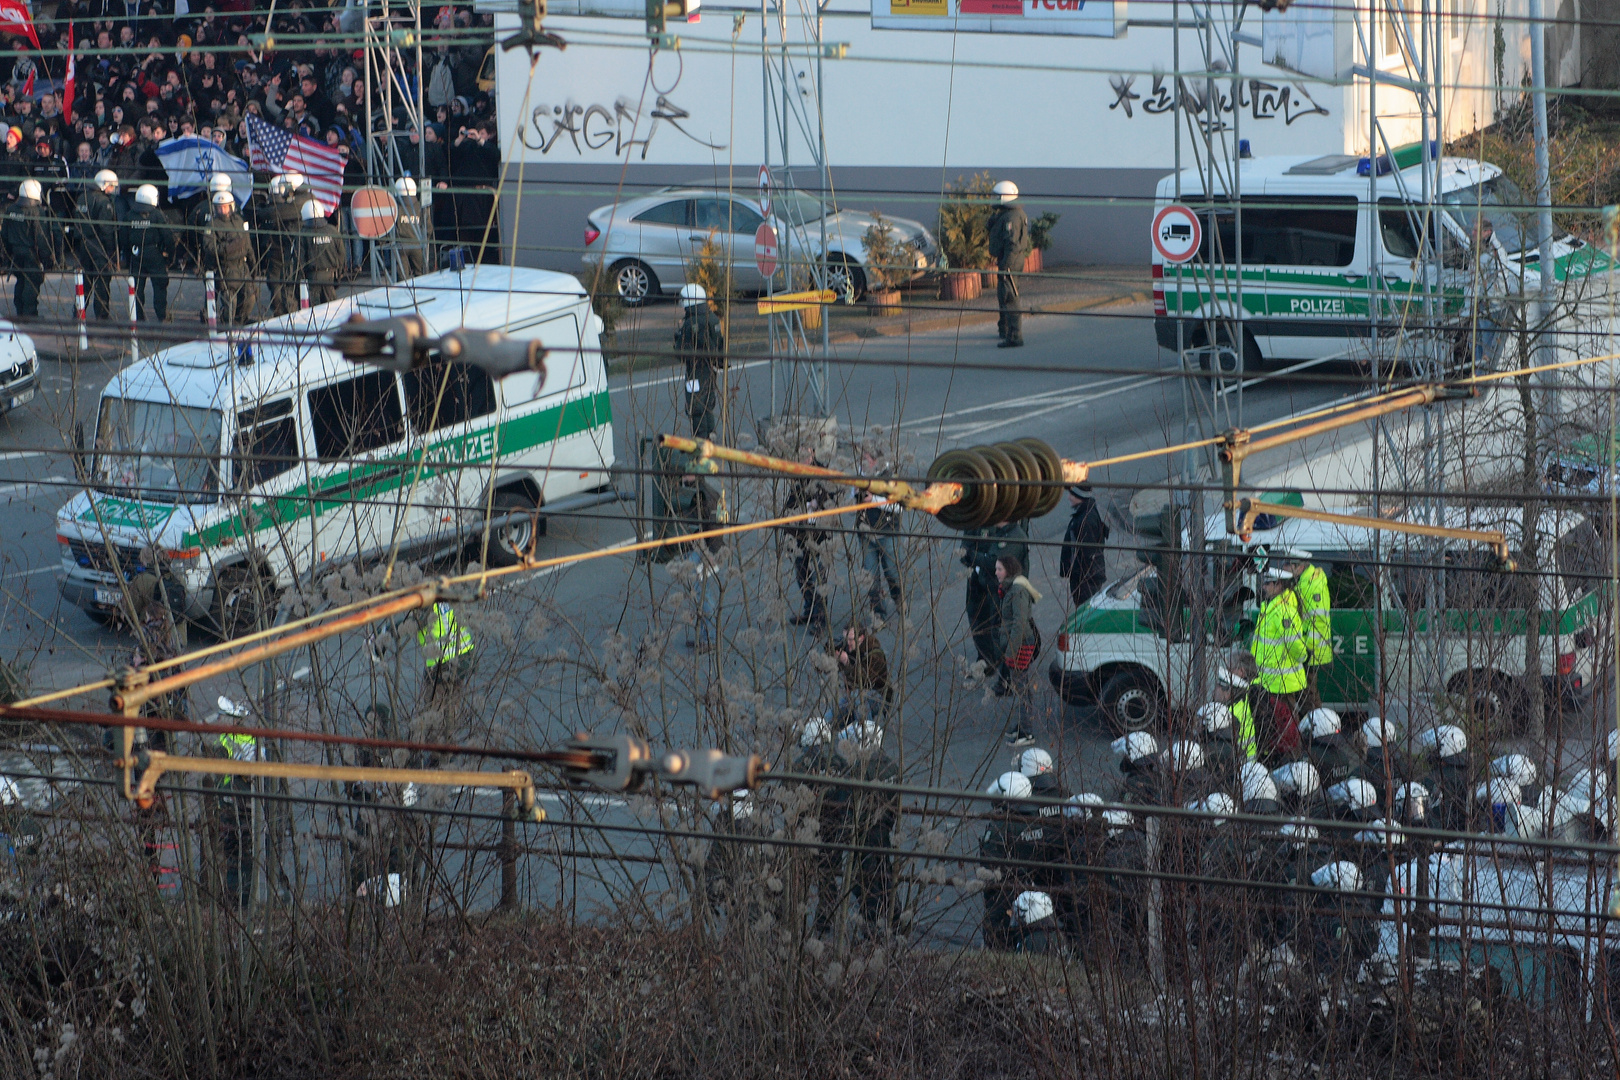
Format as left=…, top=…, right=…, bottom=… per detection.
left=754, top=222, right=778, bottom=278
left=351, top=186, right=400, bottom=239
left=1152, top=204, right=1201, bottom=263
left=758, top=165, right=771, bottom=218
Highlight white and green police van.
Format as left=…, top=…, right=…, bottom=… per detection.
left=56, top=267, right=615, bottom=634
left=1049, top=501, right=1603, bottom=735
left=1153, top=143, right=1612, bottom=369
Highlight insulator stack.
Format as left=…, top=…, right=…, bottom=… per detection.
left=925, top=438, right=1065, bottom=530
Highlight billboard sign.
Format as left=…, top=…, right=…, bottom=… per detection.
left=872, top=0, right=1125, bottom=38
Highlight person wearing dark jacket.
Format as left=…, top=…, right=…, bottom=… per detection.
left=782, top=444, right=839, bottom=634
left=856, top=448, right=904, bottom=620
left=1058, top=484, right=1110, bottom=607
left=203, top=190, right=256, bottom=326
left=838, top=722, right=901, bottom=931
left=2, top=179, right=47, bottom=317
left=671, top=466, right=724, bottom=652
left=299, top=199, right=344, bottom=304
left=795, top=717, right=851, bottom=937
left=994, top=554, right=1042, bottom=747
left=834, top=622, right=892, bottom=720
left=76, top=169, right=121, bottom=320
left=986, top=179, right=1030, bottom=347
left=960, top=518, right=1030, bottom=673
left=121, top=183, right=174, bottom=322
left=674, top=283, right=724, bottom=439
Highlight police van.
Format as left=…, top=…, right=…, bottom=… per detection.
left=1049, top=502, right=1603, bottom=735
left=56, top=267, right=616, bottom=635
left=1152, top=144, right=1610, bottom=369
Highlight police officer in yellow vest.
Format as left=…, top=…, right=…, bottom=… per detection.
left=1250, top=563, right=1308, bottom=761
left=418, top=601, right=474, bottom=693
left=1197, top=665, right=1257, bottom=778
left=1279, top=547, right=1332, bottom=705
left=210, top=697, right=258, bottom=909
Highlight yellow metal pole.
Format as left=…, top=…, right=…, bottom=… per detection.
left=1237, top=500, right=1511, bottom=565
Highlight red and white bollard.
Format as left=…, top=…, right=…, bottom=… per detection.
left=299, top=281, right=310, bottom=310
left=205, top=270, right=218, bottom=338
left=127, top=276, right=138, bottom=364
left=73, top=271, right=87, bottom=351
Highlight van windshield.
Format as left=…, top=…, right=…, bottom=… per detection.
left=1441, top=176, right=1533, bottom=255
left=94, top=397, right=222, bottom=504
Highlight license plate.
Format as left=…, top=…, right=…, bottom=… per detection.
left=7, top=388, right=32, bottom=409
left=93, top=588, right=121, bottom=606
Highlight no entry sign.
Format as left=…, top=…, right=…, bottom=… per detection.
left=1152, top=204, right=1201, bottom=263
left=754, top=222, right=779, bottom=278
left=350, top=187, right=400, bottom=239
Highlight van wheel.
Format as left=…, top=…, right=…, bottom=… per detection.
left=486, top=490, right=541, bottom=568
left=610, top=260, right=658, bottom=307
left=1447, top=669, right=1522, bottom=737
left=1098, top=669, right=1165, bottom=733
left=1193, top=327, right=1262, bottom=375
left=211, top=565, right=276, bottom=640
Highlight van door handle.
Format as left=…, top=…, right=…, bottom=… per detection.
left=689, top=235, right=706, bottom=241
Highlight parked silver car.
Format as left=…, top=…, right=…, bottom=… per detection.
left=581, top=187, right=941, bottom=306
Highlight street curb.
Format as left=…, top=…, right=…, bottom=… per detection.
left=826, top=289, right=1153, bottom=345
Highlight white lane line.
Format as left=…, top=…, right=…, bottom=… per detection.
left=896, top=372, right=1151, bottom=429
left=937, top=377, right=1166, bottom=441
left=2, top=565, right=58, bottom=581
left=489, top=535, right=639, bottom=596
left=615, top=358, right=770, bottom=392
left=0, top=450, right=52, bottom=462
left=1214, top=347, right=1356, bottom=398
left=0, top=474, right=67, bottom=497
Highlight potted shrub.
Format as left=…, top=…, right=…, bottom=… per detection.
left=684, top=230, right=731, bottom=322
left=937, top=172, right=993, bottom=301
left=1027, top=211, right=1060, bottom=274
left=861, top=213, right=911, bottom=316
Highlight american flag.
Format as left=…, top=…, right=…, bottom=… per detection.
left=243, top=114, right=345, bottom=215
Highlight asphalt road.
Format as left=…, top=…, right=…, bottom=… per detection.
left=0, top=298, right=1356, bottom=926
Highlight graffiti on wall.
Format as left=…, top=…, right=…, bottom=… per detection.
left=523, top=95, right=725, bottom=158
left=1107, top=73, right=1329, bottom=129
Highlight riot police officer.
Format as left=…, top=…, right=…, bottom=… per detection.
left=300, top=198, right=343, bottom=305
left=2, top=178, right=46, bottom=317
left=265, top=174, right=304, bottom=315
left=77, top=169, right=121, bottom=320
left=186, top=173, right=232, bottom=278
left=204, top=189, right=255, bottom=326
left=122, top=184, right=175, bottom=323
left=394, top=176, right=428, bottom=279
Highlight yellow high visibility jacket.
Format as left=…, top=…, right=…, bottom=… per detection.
left=1252, top=590, right=1308, bottom=694
left=418, top=602, right=474, bottom=669
left=1295, top=563, right=1333, bottom=667
left=1232, top=699, right=1257, bottom=762
left=216, top=732, right=258, bottom=787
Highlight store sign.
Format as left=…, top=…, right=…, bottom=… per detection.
left=872, top=0, right=1124, bottom=37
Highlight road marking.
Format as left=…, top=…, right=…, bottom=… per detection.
left=2, top=565, right=58, bottom=581
left=934, top=377, right=1169, bottom=441
left=1214, top=347, right=1356, bottom=398
left=615, top=358, right=770, bottom=392
left=0, top=450, right=51, bottom=462
left=896, top=372, right=1150, bottom=429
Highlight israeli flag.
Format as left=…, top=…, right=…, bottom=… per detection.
left=156, top=137, right=252, bottom=204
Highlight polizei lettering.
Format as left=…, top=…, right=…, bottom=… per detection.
left=1289, top=297, right=1346, bottom=314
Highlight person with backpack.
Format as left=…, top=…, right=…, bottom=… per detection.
left=994, top=554, right=1042, bottom=747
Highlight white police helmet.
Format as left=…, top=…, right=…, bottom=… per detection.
left=1241, top=762, right=1279, bottom=806
left=1353, top=819, right=1405, bottom=845
left=1018, top=747, right=1053, bottom=777
left=1189, top=792, right=1235, bottom=824
left=134, top=184, right=158, bottom=207
left=301, top=199, right=324, bottom=222
left=1063, top=792, right=1104, bottom=819
left=93, top=168, right=117, bottom=190
left=838, top=720, right=883, bottom=750
left=1393, top=781, right=1429, bottom=824
left=798, top=716, right=832, bottom=747
left=394, top=176, right=417, bottom=198
left=1416, top=724, right=1468, bottom=761
left=988, top=771, right=1033, bottom=799
left=1164, top=741, right=1205, bottom=772
left=208, top=172, right=232, bottom=193
left=1013, top=890, right=1054, bottom=925
left=1197, top=701, right=1233, bottom=734
left=1505, top=802, right=1544, bottom=839
left=679, top=283, right=707, bottom=308
left=211, top=189, right=234, bottom=207
left=1271, top=760, right=1320, bottom=797
left=1110, top=731, right=1158, bottom=764
left=269, top=174, right=289, bottom=197
left=729, top=789, right=755, bottom=822
left=1362, top=716, right=1393, bottom=748
left=1299, top=708, right=1341, bottom=739
left=17, top=178, right=40, bottom=201
left=285, top=171, right=306, bottom=190
left=1491, top=753, right=1538, bottom=789
left=1474, top=777, right=1521, bottom=807
left=1311, top=860, right=1363, bottom=892
left=992, top=179, right=1019, bottom=202
left=1216, top=665, right=1249, bottom=690
left=1278, top=820, right=1319, bottom=843
left=1327, top=778, right=1377, bottom=813
left=1261, top=565, right=1295, bottom=582
left=1101, top=808, right=1134, bottom=834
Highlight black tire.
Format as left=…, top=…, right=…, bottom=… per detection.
left=1097, top=669, right=1165, bottom=733
left=211, top=565, right=275, bottom=641
left=826, top=256, right=866, bottom=303
left=1447, top=669, right=1522, bottom=738
left=609, top=259, right=659, bottom=307
left=1049, top=661, right=1097, bottom=707
left=1193, top=326, right=1262, bottom=375
left=485, top=490, right=541, bottom=568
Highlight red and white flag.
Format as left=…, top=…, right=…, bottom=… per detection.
left=61, top=26, right=73, bottom=118
left=0, top=0, right=40, bottom=49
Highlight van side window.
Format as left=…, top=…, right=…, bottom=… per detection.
left=1325, top=558, right=1378, bottom=610
left=232, top=398, right=300, bottom=490
left=1378, top=200, right=1432, bottom=259
left=308, top=371, right=405, bottom=461
left=1200, top=197, right=1358, bottom=267
left=402, top=358, right=497, bottom=433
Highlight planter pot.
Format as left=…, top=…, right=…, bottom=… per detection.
left=941, top=272, right=981, bottom=302
left=866, top=289, right=902, bottom=317
left=800, top=304, right=823, bottom=332
left=1025, top=248, right=1044, bottom=273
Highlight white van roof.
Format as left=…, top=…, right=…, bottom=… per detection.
left=104, top=267, right=589, bottom=412
left=1155, top=154, right=1499, bottom=201
left=1202, top=504, right=1588, bottom=554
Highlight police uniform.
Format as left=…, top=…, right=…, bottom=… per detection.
left=986, top=199, right=1030, bottom=346
left=2, top=195, right=46, bottom=317
left=76, top=185, right=120, bottom=319
left=418, top=601, right=474, bottom=691
left=213, top=729, right=258, bottom=909
left=267, top=190, right=312, bottom=314
left=121, top=203, right=175, bottom=322
left=300, top=210, right=344, bottom=305
left=1295, top=561, right=1333, bottom=703
left=674, top=301, right=725, bottom=440
left=396, top=192, right=428, bottom=278
left=204, top=209, right=256, bottom=326
left=1251, top=585, right=1308, bottom=760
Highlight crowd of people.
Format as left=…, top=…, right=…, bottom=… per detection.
left=0, top=0, right=505, bottom=322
